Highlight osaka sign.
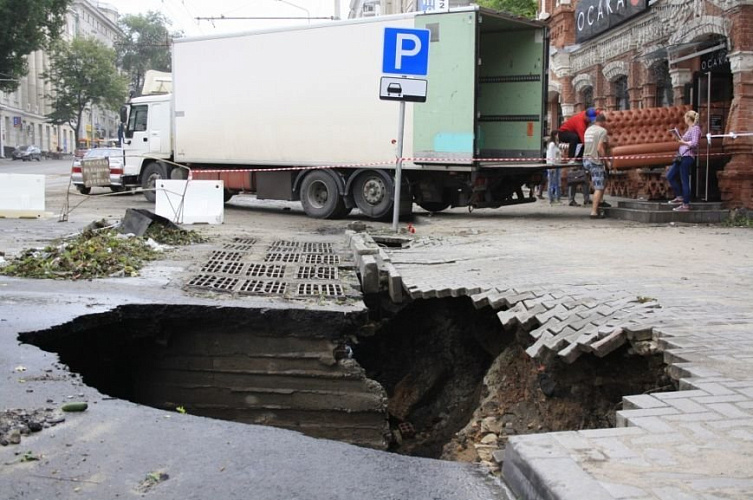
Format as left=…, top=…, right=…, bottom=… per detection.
left=575, top=0, right=647, bottom=43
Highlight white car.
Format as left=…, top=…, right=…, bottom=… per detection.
left=70, top=147, right=127, bottom=195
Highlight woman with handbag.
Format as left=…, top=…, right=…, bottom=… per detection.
left=667, top=110, right=701, bottom=212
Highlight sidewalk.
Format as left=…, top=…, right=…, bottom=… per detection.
left=378, top=200, right=753, bottom=499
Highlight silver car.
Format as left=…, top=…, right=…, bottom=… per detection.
left=12, top=145, right=42, bottom=161
left=70, top=147, right=126, bottom=195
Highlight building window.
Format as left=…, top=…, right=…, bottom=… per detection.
left=581, top=86, right=594, bottom=109
left=614, top=76, right=630, bottom=110
left=654, top=61, right=673, bottom=107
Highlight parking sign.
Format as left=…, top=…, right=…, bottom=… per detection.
left=382, top=27, right=430, bottom=76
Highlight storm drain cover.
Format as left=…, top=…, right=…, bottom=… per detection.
left=303, top=254, right=340, bottom=265
left=246, top=264, right=286, bottom=278
left=238, top=280, right=287, bottom=295
left=296, top=283, right=344, bottom=297
left=200, top=261, right=245, bottom=275
left=223, top=237, right=258, bottom=251
left=208, top=250, right=244, bottom=262
left=186, top=275, right=240, bottom=292
left=296, top=266, right=338, bottom=280
left=265, top=253, right=302, bottom=263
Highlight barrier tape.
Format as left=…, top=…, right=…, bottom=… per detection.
left=139, top=151, right=729, bottom=175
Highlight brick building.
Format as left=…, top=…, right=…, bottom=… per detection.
left=544, top=0, right=753, bottom=208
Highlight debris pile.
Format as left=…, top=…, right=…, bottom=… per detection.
left=0, top=213, right=206, bottom=280
left=0, top=408, right=66, bottom=446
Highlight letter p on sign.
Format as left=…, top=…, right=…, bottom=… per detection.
left=383, top=27, right=430, bottom=76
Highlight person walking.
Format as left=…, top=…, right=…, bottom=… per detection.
left=667, top=110, right=701, bottom=212
left=546, top=131, right=562, bottom=204
left=558, top=107, right=598, bottom=161
left=582, top=113, right=609, bottom=219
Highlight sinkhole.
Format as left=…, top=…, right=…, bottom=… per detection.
left=19, top=297, right=674, bottom=464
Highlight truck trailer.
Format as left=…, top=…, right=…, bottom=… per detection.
left=119, top=7, right=548, bottom=219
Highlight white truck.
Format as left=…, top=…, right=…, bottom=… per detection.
left=119, top=7, right=548, bottom=219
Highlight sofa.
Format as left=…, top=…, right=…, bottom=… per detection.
left=604, top=105, right=723, bottom=170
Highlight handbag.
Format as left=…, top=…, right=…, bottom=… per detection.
left=567, top=168, right=587, bottom=184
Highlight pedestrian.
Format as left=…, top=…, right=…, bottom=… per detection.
left=582, top=113, right=609, bottom=219
left=666, top=110, right=701, bottom=212
left=566, top=167, right=590, bottom=206
left=558, top=107, right=598, bottom=161
left=546, top=131, right=562, bottom=204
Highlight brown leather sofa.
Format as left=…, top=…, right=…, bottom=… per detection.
left=604, top=105, right=723, bottom=170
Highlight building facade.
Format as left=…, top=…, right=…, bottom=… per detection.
left=545, top=0, right=753, bottom=208
left=0, top=0, right=123, bottom=157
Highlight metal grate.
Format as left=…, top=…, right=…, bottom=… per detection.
left=299, top=242, right=334, bottom=253
left=238, top=280, right=287, bottom=295
left=208, top=250, right=244, bottom=262
left=246, top=263, right=286, bottom=278
left=200, top=261, right=245, bottom=275
left=268, top=240, right=300, bottom=251
left=296, top=282, right=344, bottom=297
left=303, top=254, right=340, bottom=265
left=264, top=253, right=302, bottom=263
left=186, top=274, right=239, bottom=292
left=223, top=238, right=257, bottom=251
left=296, top=266, right=338, bottom=280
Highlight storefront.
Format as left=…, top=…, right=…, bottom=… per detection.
left=545, top=0, right=753, bottom=208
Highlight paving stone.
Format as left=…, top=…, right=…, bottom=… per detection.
left=622, top=394, right=668, bottom=410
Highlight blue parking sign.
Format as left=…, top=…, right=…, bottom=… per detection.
left=382, top=27, right=430, bottom=76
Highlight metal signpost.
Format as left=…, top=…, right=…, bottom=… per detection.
left=380, top=27, right=430, bottom=232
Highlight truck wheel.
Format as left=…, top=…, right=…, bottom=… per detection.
left=352, top=170, right=393, bottom=219
left=418, top=201, right=451, bottom=213
left=300, top=170, right=346, bottom=219
left=141, top=162, right=167, bottom=203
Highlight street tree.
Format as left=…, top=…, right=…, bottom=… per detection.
left=0, top=0, right=71, bottom=92
left=43, top=37, right=129, bottom=143
left=478, top=0, right=537, bottom=18
left=117, top=12, right=179, bottom=96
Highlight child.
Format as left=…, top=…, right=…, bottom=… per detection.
left=546, top=131, right=562, bottom=204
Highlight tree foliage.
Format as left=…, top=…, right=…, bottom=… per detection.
left=0, top=0, right=71, bottom=92
left=478, top=0, right=538, bottom=18
left=43, top=38, right=128, bottom=142
left=117, top=12, right=178, bottom=96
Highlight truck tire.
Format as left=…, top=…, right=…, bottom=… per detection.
left=141, top=162, right=167, bottom=203
left=352, top=170, right=394, bottom=219
left=418, top=201, right=451, bottom=213
left=300, top=170, right=346, bottom=219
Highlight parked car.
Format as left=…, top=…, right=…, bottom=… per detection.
left=70, top=147, right=127, bottom=195
left=12, top=145, right=42, bottom=161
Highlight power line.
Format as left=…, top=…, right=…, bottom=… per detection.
left=195, top=15, right=335, bottom=21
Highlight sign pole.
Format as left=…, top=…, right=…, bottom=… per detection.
left=392, top=100, right=406, bottom=233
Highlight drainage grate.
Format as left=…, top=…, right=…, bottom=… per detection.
left=186, top=275, right=240, bottom=292
left=296, top=283, right=344, bottom=297
left=223, top=238, right=257, bottom=251
left=208, top=250, right=244, bottom=262
left=238, top=280, right=287, bottom=295
left=296, top=266, right=338, bottom=280
left=268, top=240, right=300, bottom=251
left=264, top=253, right=302, bottom=263
left=303, top=254, right=340, bottom=265
left=300, top=242, right=334, bottom=254
left=200, top=261, right=245, bottom=275
left=246, top=264, right=286, bottom=278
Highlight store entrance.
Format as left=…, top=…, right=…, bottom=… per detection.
left=692, top=47, right=732, bottom=201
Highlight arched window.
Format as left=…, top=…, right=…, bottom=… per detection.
left=614, top=76, right=630, bottom=110
left=581, top=86, right=594, bottom=110
left=654, top=61, right=673, bottom=107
